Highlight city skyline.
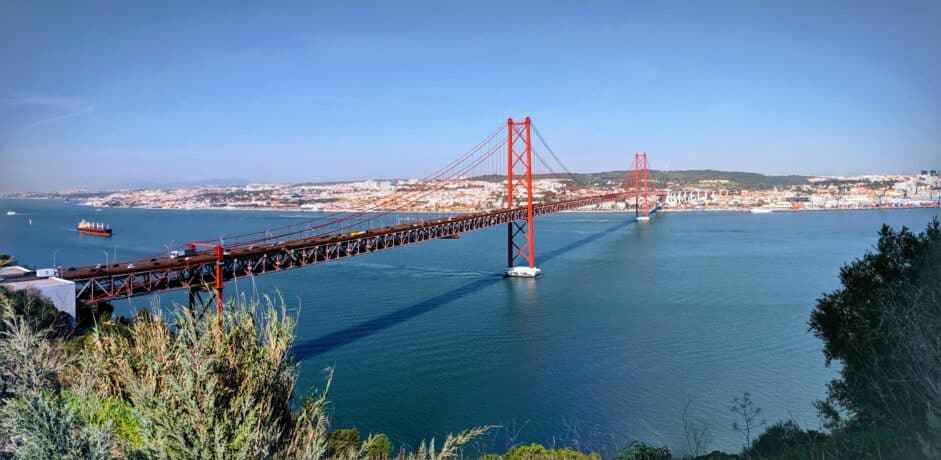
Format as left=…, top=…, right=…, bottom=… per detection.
left=2, top=1, right=939, bottom=192
left=2, top=166, right=938, bottom=195
left=6, top=169, right=938, bottom=212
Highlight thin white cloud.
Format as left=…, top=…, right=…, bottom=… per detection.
left=2, top=95, right=84, bottom=108
left=20, top=104, right=96, bottom=130
left=1, top=93, right=97, bottom=131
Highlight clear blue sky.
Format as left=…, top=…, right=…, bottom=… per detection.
left=1, top=1, right=938, bottom=192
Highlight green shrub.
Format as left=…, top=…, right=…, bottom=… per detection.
left=0, top=300, right=69, bottom=400
left=745, top=420, right=827, bottom=458
left=75, top=300, right=116, bottom=332
left=63, top=390, right=145, bottom=454
left=485, top=443, right=600, bottom=459
left=67, top=295, right=488, bottom=459
left=0, top=287, right=71, bottom=337
left=328, top=428, right=364, bottom=458
left=71, top=298, right=329, bottom=459
left=1, top=284, right=490, bottom=459
left=366, top=433, right=393, bottom=459
left=693, top=451, right=738, bottom=459
left=809, top=219, right=941, bottom=429
left=617, top=441, right=671, bottom=460
left=766, top=422, right=927, bottom=459
left=0, top=390, right=113, bottom=460
left=0, top=294, right=114, bottom=459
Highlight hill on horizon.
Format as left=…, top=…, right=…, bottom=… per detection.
left=471, top=169, right=811, bottom=190
left=4, top=169, right=813, bottom=196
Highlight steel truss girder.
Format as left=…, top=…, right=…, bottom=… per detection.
left=64, top=193, right=628, bottom=304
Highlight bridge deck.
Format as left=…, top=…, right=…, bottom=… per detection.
left=60, top=193, right=634, bottom=304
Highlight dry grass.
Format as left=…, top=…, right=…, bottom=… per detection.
left=2, top=291, right=485, bottom=459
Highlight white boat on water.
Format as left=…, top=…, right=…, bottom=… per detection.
left=5, top=211, right=15, bottom=216
left=750, top=207, right=773, bottom=214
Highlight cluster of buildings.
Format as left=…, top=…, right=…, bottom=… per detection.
left=661, top=172, right=941, bottom=212
left=7, top=172, right=939, bottom=214
left=78, top=177, right=586, bottom=212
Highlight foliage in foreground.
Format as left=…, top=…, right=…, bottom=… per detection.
left=0, top=287, right=71, bottom=337
left=0, top=291, right=486, bottom=459
left=616, top=441, right=671, bottom=460
left=0, top=293, right=112, bottom=459
left=482, top=443, right=600, bottom=460
left=808, top=219, right=940, bottom=454
left=750, top=421, right=927, bottom=460
left=743, top=421, right=827, bottom=458
left=70, top=300, right=321, bottom=458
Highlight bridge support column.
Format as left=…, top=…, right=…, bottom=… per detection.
left=186, top=242, right=225, bottom=316
left=214, top=245, right=224, bottom=316
left=188, top=287, right=211, bottom=314
left=505, top=117, right=540, bottom=278
left=633, top=152, right=650, bottom=222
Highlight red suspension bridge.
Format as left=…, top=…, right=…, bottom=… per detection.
left=59, top=117, right=661, bottom=313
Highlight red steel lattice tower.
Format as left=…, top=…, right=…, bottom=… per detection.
left=188, top=242, right=225, bottom=316
left=506, top=117, right=535, bottom=268
left=633, top=152, right=650, bottom=218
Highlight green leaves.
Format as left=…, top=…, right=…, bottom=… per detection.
left=77, top=297, right=302, bottom=459
left=808, top=219, right=941, bottom=430
left=1, top=287, right=488, bottom=459
left=1, top=390, right=114, bottom=460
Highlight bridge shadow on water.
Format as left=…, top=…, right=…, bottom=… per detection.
left=292, top=217, right=636, bottom=361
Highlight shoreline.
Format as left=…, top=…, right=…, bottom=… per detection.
left=658, top=205, right=941, bottom=214
left=3, top=197, right=939, bottom=215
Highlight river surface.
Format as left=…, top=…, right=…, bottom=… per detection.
left=1, top=198, right=937, bottom=455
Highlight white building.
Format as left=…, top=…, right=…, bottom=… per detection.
left=1, top=266, right=77, bottom=318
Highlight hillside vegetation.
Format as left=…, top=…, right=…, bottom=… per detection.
left=572, top=170, right=810, bottom=190
left=475, top=169, right=810, bottom=191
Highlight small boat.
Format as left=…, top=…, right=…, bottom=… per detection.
left=77, top=219, right=112, bottom=237
left=5, top=211, right=15, bottom=216
left=750, top=207, right=773, bottom=214
left=96, top=208, right=103, bottom=212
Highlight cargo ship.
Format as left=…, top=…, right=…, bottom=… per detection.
left=77, top=219, right=112, bottom=237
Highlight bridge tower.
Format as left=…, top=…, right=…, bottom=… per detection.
left=633, top=152, right=650, bottom=221
left=505, top=117, right=540, bottom=278
left=186, top=242, right=225, bottom=316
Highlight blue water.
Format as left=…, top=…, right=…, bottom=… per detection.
left=1, top=198, right=937, bottom=455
